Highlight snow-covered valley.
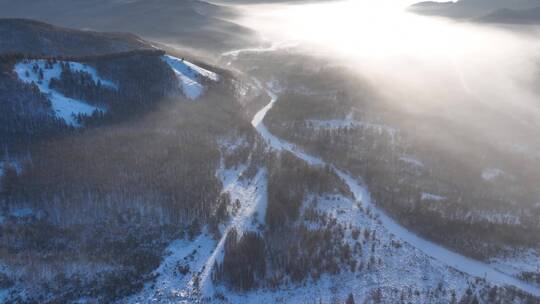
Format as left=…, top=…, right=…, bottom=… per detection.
left=249, top=85, right=540, bottom=300
left=119, top=78, right=540, bottom=303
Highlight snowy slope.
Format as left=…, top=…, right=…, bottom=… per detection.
left=198, top=165, right=268, bottom=297
left=161, top=55, right=219, bottom=100
left=14, top=60, right=112, bottom=126
left=125, top=143, right=267, bottom=303
left=251, top=82, right=540, bottom=299
left=215, top=193, right=471, bottom=304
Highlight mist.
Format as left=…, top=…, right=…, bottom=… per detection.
left=226, top=0, right=540, bottom=159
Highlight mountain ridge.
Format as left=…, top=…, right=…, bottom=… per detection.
left=409, top=0, right=540, bottom=23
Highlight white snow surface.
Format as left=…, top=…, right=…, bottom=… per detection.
left=14, top=60, right=111, bottom=126
left=250, top=83, right=540, bottom=298
left=161, top=55, right=219, bottom=100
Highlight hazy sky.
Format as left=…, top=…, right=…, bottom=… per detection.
left=227, top=0, right=540, bottom=154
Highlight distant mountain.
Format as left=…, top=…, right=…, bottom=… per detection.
left=0, top=18, right=150, bottom=57
left=409, top=0, right=540, bottom=23
left=479, top=6, right=540, bottom=24
left=0, top=0, right=256, bottom=53
left=408, top=1, right=455, bottom=14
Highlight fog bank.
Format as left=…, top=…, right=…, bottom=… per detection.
left=230, top=0, right=540, bottom=156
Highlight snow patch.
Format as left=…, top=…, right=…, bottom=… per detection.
left=125, top=234, right=217, bottom=303
left=307, top=119, right=397, bottom=135
left=161, top=55, right=219, bottom=100
left=14, top=60, right=111, bottom=126
left=221, top=43, right=287, bottom=59
left=400, top=156, right=425, bottom=168
left=482, top=168, right=505, bottom=181
left=198, top=164, right=268, bottom=297
left=421, top=192, right=446, bottom=202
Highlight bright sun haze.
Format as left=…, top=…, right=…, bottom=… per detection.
left=234, top=0, right=540, bottom=150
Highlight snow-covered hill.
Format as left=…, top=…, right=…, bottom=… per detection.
left=14, top=60, right=113, bottom=126
left=162, top=55, right=219, bottom=100
left=251, top=84, right=540, bottom=300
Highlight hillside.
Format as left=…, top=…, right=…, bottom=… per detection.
left=0, top=0, right=256, bottom=53
left=0, top=19, right=257, bottom=303
left=0, top=19, right=227, bottom=152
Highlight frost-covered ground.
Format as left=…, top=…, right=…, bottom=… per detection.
left=162, top=55, right=219, bottom=100
left=14, top=60, right=112, bottom=126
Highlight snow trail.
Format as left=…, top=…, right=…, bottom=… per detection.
left=198, top=167, right=268, bottom=297
left=251, top=83, right=540, bottom=298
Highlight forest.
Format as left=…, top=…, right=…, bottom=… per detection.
left=0, top=61, right=255, bottom=302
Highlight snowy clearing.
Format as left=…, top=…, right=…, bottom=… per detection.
left=251, top=83, right=540, bottom=298
left=14, top=60, right=110, bottom=126
left=161, top=55, right=219, bottom=100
